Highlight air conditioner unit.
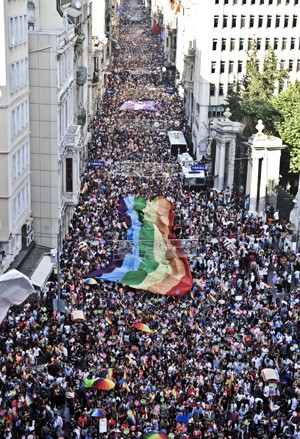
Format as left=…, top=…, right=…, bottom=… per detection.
left=23, top=218, right=34, bottom=234
left=23, top=231, right=34, bottom=248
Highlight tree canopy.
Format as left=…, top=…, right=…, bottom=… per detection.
left=224, top=43, right=300, bottom=172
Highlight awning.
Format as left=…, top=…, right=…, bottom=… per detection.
left=31, top=255, right=54, bottom=290
left=65, top=7, right=82, bottom=18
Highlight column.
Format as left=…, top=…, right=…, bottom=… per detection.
left=249, top=157, right=259, bottom=213
left=217, top=142, right=226, bottom=191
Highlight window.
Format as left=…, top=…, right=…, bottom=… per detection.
left=293, top=15, right=298, bottom=27
left=223, top=15, right=228, bottom=27
left=240, top=15, right=246, bottom=28
left=238, top=61, right=243, bottom=73
left=282, top=38, right=287, bottom=50
left=66, top=158, right=73, bottom=192
left=214, top=16, right=219, bottom=27
left=212, top=39, right=217, bottom=50
left=232, top=15, right=237, bottom=27
left=289, top=60, right=293, bottom=70
left=275, top=15, right=280, bottom=27
left=295, top=0, right=299, bottom=4
left=219, top=84, right=224, bottom=96
left=257, top=38, right=262, bottom=50
left=211, top=61, right=216, bottom=73
left=265, top=38, right=270, bottom=50
left=267, top=15, right=272, bottom=27
left=233, top=0, right=238, bottom=4
left=284, top=15, right=289, bottom=27
left=242, top=0, right=246, bottom=3
left=248, top=38, right=253, bottom=50
left=229, top=61, right=234, bottom=73
left=277, top=0, right=281, bottom=3
left=239, top=38, right=244, bottom=50
left=269, top=0, right=273, bottom=3
left=224, top=0, right=229, bottom=3
left=210, top=83, right=216, bottom=96
left=10, top=100, right=29, bottom=140
left=281, top=60, right=286, bottom=69
left=291, top=38, right=295, bottom=49
left=274, top=38, right=279, bottom=49
left=249, top=15, right=254, bottom=27
left=258, top=15, right=263, bottom=27
left=221, top=38, right=226, bottom=50
left=297, top=59, right=300, bottom=71
left=215, top=0, right=219, bottom=3
left=260, top=0, right=264, bottom=3
left=251, top=0, right=255, bottom=3
left=220, top=61, right=225, bottom=73
left=230, top=38, right=235, bottom=50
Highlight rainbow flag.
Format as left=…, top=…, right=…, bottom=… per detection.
left=127, top=356, right=138, bottom=367
left=105, top=368, right=114, bottom=380
left=7, top=353, right=14, bottom=362
left=171, top=388, right=178, bottom=399
left=25, top=392, right=33, bottom=406
left=123, top=368, right=128, bottom=380
left=122, top=382, right=130, bottom=392
left=127, top=409, right=136, bottom=425
left=105, top=317, right=112, bottom=325
left=85, top=196, right=192, bottom=296
left=189, top=307, right=194, bottom=318
left=80, top=181, right=88, bottom=194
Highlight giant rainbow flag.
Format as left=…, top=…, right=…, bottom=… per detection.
left=86, top=196, right=192, bottom=296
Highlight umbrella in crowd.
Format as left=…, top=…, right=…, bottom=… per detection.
left=91, top=408, right=107, bottom=417
left=93, top=378, right=116, bottom=390
left=133, top=322, right=152, bottom=333
left=144, top=433, right=169, bottom=439
left=83, top=278, right=98, bottom=285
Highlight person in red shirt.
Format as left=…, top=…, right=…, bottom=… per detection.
left=78, top=411, right=88, bottom=428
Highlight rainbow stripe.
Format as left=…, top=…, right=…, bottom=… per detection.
left=86, top=196, right=192, bottom=296
left=105, top=368, right=114, bottom=379
left=80, top=181, right=88, bottom=194
left=127, top=409, right=136, bottom=425
left=122, top=382, right=130, bottom=392
left=105, top=317, right=112, bottom=325
left=25, top=392, right=33, bottom=406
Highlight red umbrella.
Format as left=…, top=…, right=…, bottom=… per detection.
left=93, top=378, right=115, bottom=390
left=133, top=323, right=151, bottom=333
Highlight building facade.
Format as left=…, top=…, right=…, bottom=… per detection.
left=0, top=0, right=32, bottom=274
left=151, top=0, right=300, bottom=160
left=28, top=0, right=92, bottom=248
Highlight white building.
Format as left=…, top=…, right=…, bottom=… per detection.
left=152, top=0, right=300, bottom=159
left=0, top=0, right=32, bottom=274
left=28, top=0, right=92, bottom=248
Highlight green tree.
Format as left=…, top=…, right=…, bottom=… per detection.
left=224, top=81, right=243, bottom=122
left=272, top=81, right=300, bottom=172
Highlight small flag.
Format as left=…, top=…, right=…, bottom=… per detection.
left=171, top=388, right=178, bottom=399
left=209, top=291, right=217, bottom=302
left=105, top=368, right=114, bottom=380
left=25, top=392, right=33, bottom=406
left=80, top=181, right=88, bottom=194
left=122, top=381, right=130, bottom=392
left=7, top=353, right=14, bottom=362
left=189, top=307, right=194, bottom=318
left=122, top=221, right=128, bottom=229
left=105, top=316, right=112, bottom=325
left=123, top=368, right=128, bottom=380
left=127, top=409, right=136, bottom=425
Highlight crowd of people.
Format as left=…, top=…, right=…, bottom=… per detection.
left=1, top=0, right=300, bottom=438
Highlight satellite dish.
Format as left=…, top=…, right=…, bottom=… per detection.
left=75, top=1, right=82, bottom=9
